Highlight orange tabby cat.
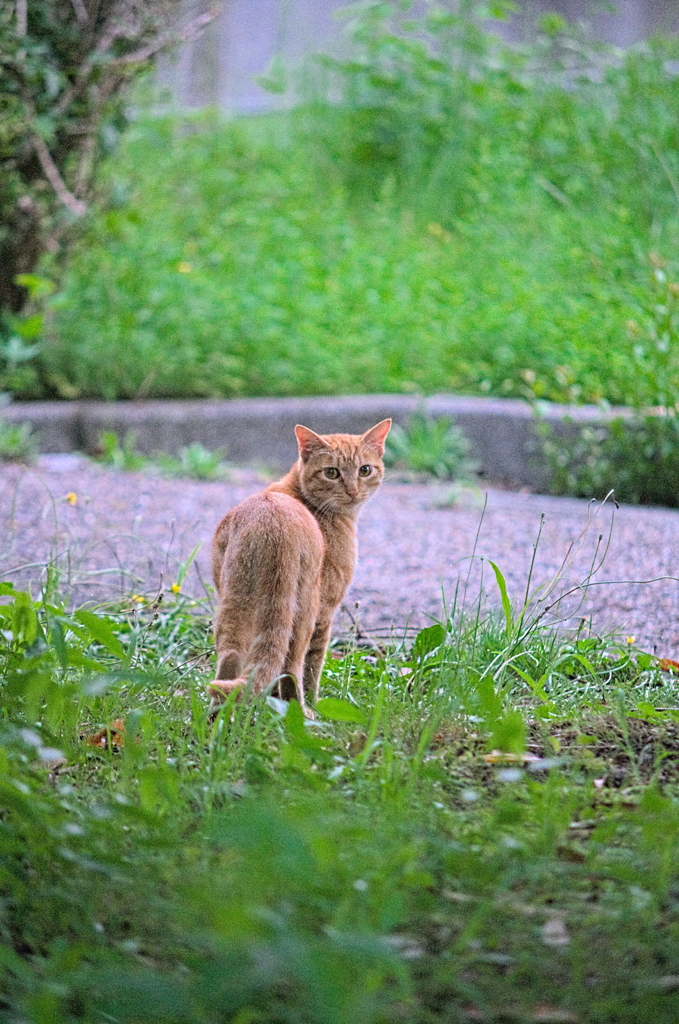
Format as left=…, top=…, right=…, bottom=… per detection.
left=207, top=419, right=391, bottom=716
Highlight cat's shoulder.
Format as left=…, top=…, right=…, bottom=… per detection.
left=223, top=488, right=320, bottom=532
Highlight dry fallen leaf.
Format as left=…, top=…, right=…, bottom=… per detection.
left=82, top=719, right=125, bottom=750
left=442, top=889, right=473, bottom=903
left=541, top=916, right=570, bottom=947
left=556, top=844, right=586, bottom=864
left=484, top=750, right=541, bottom=765
left=650, top=975, right=679, bottom=991
left=658, top=658, right=679, bottom=673
left=462, top=1004, right=578, bottom=1023
left=532, top=1006, right=579, bottom=1023
left=461, top=1007, right=486, bottom=1022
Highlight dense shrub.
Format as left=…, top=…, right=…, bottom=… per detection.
left=0, top=0, right=215, bottom=394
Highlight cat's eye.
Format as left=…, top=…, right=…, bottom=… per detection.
left=324, top=467, right=340, bottom=480
left=358, top=465, right=372, bottom=477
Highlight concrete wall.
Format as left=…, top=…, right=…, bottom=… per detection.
left=1, top=394, right=636, bottom=491
left=157, top=0, right=679, bottom=114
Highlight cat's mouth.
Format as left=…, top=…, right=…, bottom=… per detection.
left=339, top=493, right=369, bottom=511
left=307, top=493, right=364, bottom=515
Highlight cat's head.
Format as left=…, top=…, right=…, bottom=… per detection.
left=294, top=419, right=392, bottom=515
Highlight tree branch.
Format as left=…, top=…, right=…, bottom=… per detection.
left=16, top=0, right=27, bottom=37
left=109, top=7, right=221, bottom=66
left=51, top=2, right=221, bottom=119
left=32, top=134, right=88, bottom=217
left=70, top=0, right=88, bottom=24
left=52, top=16, right=127, bottom=118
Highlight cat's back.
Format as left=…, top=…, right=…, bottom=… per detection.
left=212, top=489, right=324, bottom=592
left=218, top=489, right=321, bottom=538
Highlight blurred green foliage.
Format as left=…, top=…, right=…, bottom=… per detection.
left=3, top=571, right=679, bottom=1020
left=93, top=429, right=233, bottom=479
left=541, top=255, right=679, bottom=504
left=542, top=412, right=679, bottom=506
left=0, top=0, right=213, bottom=381
left=28, top=2, right=679, bottom=409
left=0, top=417, right=37, bottom=461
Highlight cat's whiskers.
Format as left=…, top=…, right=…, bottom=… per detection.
left=314, top=496, right=341, bottom=520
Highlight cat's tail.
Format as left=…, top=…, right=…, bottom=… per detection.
left=206, top=677, right=248, bottom=717
left=211, top=556, right=300, bottom=698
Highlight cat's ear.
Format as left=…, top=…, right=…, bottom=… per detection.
left=360, top=418, right=392, bottom=456
left=295, top=424, right=326, bottom=461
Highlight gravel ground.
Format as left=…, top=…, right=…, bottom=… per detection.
left=2, top=455, right=679, bottom=655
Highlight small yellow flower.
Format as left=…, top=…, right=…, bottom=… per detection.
left=171, top=583, right=181, bottom=594
left=65, top=491, right=77, bottom=505
left=177, top=261, right=192, bottom=273
left=131, top=594, right=144, bottom=604
left=626, top=636, right=635, bottom=645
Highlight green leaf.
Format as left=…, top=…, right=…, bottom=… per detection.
left=631, top=702, right=679, bottom=723
left=49, top=619, right=68, bottom=670
left=11, top=591, right=38, bottom=645
left=284, top=700, right=327, bottom=751
left=538, top=12, right=569, bottom=35
left=14, top=313, right=43, bottom=339
left=412, top=623, right=446, bottom=659
left=67, top=650, right=108, bottom=673
left=489, top=560, right=513, bottom=635
left=513, top=665, right=550, bottom=702
left=316, top=697, right=367, bottom=724
left=74, top=610, right=126, bottom=661
left=490, top=710, right=526, bottom=755
left=284, top=697, right=307, bottom=741
left=475, top=673, right=505, bottom=723
left=56, top=617, right=90, bottom=644
left=177, top=542, right=202, bottom=587
left=14, top=274, right=55, bottom=298
left=487, top=1, right=518, bottom=19
left=257, top=55, right=288, bottom=94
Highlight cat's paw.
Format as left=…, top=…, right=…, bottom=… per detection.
left=302, top=704, right=316, bottom=721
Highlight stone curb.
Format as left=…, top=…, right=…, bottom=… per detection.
left=1, top=394, right=626, bottom=489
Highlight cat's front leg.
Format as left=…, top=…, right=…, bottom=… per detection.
left=303, top=614, right=334, bottom=705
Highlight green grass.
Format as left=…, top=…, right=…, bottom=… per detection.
left=27, top=7, right=679, bottom=408
left=0, top=417, right=36, bottom=462
left=4, top=563, right=679, bottom=1022
left=93, top=429, right=233, bottom=480
left=385, top=411, right=479, bottom=480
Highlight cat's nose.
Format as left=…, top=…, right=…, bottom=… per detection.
left=345, top=482, right=359, bottom=498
